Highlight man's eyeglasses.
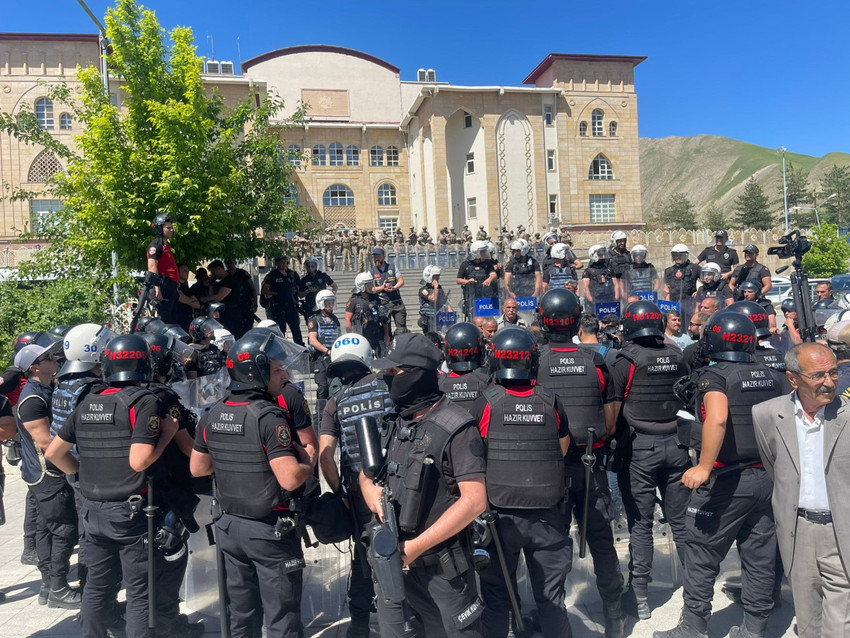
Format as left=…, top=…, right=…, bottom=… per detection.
left=793, top=369, right=840, bottom=383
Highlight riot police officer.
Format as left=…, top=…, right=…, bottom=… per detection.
left=46, top=333, right=179, bottom=638
left=504, top=239, right=542, bottom=300
left=542, top=242, right=577, bottom=292
left=360, top=333, right=488, bottom=638
left=695, top=262, right=731, bottom=307
left=737, top=281, right=778, bottom=333
left=190, top=331, right=314, bottom=638
left=456, top=241, right=497, bottom=321
left=583, top=244, right=616, bottom=304
left=187, top=317, right=226, bottom=378
left=622, top=244, right=659, bottom=299
left=729, top=244, right=772, bottom=299
left=318, top=335, right=394, bottom=638
left=418, top=265, right=452, bottom=333
left=728, top=300, right=786, bottom=372
left=346, top=272, right=390, bottom=357
left=298, top=257, right=337, bottom=318
left=370, top=247, right=407, bottom=335
left=663, top=244, right=700, bottom=319
left=438, top=322, right=489, bottom=413
left=534, top=289, right=624, bottom=637
left=610, top=300, right=689, bottom=620
left=697, top=230, right=739, bottom=281
left=470, top=327, right=571, bottom=638
left=307, top=290, right=342, bottom=408
left=654, top=312, right=789, bottom=638
left=608, top=230, right=632, bottom=301
left=147, top=213, right=180, bottom=324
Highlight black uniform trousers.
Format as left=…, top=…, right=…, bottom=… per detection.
left=69, top=477, right=88, bottom=586
left=564, top=452, right=624, bottom=604
left=79, top=498, right=149, bottom=638
left=156, top=549, right=188, bottom=624
left=377, top=549, right=484, bottom=638
left=159, top=278, right=179, bottom=325
left=382, top=299, right=408, bottom=335
left=269, top=307, right=303, bottom=346
left=31, top=474, right=78, bottom=583
left=682, top=467, right=776, bottom=632
left=25, top=488, right=38, bottom=539
left=621, top=431, right=690, bottom=588
left=216, top=513, right=304, bottom=638
left=347, top=491, right=375, bottom=625
left=480, top=507, right=572, bottom=638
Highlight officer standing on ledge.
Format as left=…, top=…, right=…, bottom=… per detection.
left=697, top=230, right=739, bottom=281
left=654, top=312, right=789, bottom=638
left=46, top=334, right=179, bottom=638
left=370, top=247, right=408, bottom=336
left=438, top=322, right=489, bottom=414
left=360, top=333, right=488, bottom=638
left=535, top=289, right=625, bottom=637
left=319, top=335, right=394, bottom=637
left=610, top=300, right=689, bottom=620
left=147, top=214, right=181, bottom=324
left=470, top=327, right=571, bottom=638
left=190, top=331, right=314, bottom=638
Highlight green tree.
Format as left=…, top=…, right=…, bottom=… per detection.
left=734, top=177, right=774, bottom=229
left=777, top=162, right=813, bottom=228
left=648, top=192, right=697, bottom=230
left=702, top=204, right=732, bottom=231
left=817, top=164, right=850, bottom=228
left=0, top=0, right=309, bottom=280
left=801, top=223, right=850, bottom=277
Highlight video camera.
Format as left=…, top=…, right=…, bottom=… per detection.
left=767, top=229, right=817, bottom=341
left=767, top=229, right=811, bottom=267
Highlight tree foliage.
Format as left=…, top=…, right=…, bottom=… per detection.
left=776, top=162, right=813, bottom=228
left=648, top=192, right=697, bottom=230
left=801, top=223, right=850, bottom=278
left=0, top=0, right=309, bottom=281
left=817, top=165, right=850, bottom=228
left=702, top=204, right=732, bottom=231
left=734, top=177, right=773, bottom=229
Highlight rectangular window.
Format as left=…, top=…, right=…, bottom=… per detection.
left=547, top=150, right=556, bottom=172
left=30, top=199, right=63, bottom=235
left=544, top=105, right=553, bottom=126
left=467, top=197, right=477, bottom=219
left=370, top=147, right=384, bottom=167
left=466, top=153, right=475, bottom=174
left=464, top=112, right=473, bottom=128
left=379, top=216, right=399, bottom=233
left=549, top=194, right=558, bottom=214
left=329, top=146, right=344, bottom=166
left=589, top=194, right=616, bottom=224
left=386, top=146, right=399, bottom=167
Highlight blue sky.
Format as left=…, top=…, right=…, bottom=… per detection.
left=5, top=0, right=848, bottom=158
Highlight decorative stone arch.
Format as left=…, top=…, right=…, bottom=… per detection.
left=27, top=149, right=63, bottom=183
left=495, top=109, right=536, bottom=233
left=586, top=150, right=616, bottom=179
left=575, top=98, right=619, bottom=136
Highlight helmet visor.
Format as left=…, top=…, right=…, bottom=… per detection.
left=144, top=318, right=166, bottom=334
left=265, top=335, right=310, bottom=375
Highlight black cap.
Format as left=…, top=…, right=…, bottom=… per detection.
left=743, top=244, right=759, bottom=254
left=715, top=230, right=728, bottom=239
left=373, top=333, right=441, bottom=370
left=372, top=247, right=385, bottom=256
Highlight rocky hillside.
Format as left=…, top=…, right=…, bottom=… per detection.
left=639, top=135, right=850, bottom=220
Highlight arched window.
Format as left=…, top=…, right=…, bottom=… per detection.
left=609, top=121, right=617, bottom=137
left=59, top=113, right=72, bottom=130
left=27, top=150, right=62, bottom=183
left=312, top=144, right=327, bottom=166
left=35, top=98, right=54, bottom=130
left=591, top=109, right=604, bottom=137
left=579, top=122, right=587, bottom=137
left=323, top=184, right=355, bottom=207
left=346, top=145, right=360, bottom=166
left=589, top=154, right=614, bottom=180
left=386, top=146, right=399, bottom=167
left=288, top=144, right=301, bottom=166
left=329, top=142, right=344, bottom=166
left=377, top=183, right=397, bottom=206
left=370, top=145, right=384, bottom=167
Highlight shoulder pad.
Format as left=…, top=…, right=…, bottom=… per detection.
left=616, top=343, right=641, bottom=363
left=424, top=396, right=476, bottom=436
left=535, top=385, right=557, bottom=406
left=245, top=398, right=287, bottom=422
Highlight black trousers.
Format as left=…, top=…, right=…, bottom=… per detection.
left=621, top=430, right=690, bottom=588
left=269, top=308, right=303, bottom=345
left=31, top=474, right=78, bottom=583
left=156, top=549, right=188, bottom=624
left=159, top=278, right=179, bottom=324
left=25, top=487, right=38, bottom=539
left=480, top=507, right=572, bottom=638
left=347, top=493, right=375, bottom=624
left=69, top=478, right=88, bottom=585
left=80, top=498, right=149, bottom=638
left=564, top=454, right=624, bottom=604
left=683, top=468, right=776, bottom=630
left=216, top=513, right=304, bottom=638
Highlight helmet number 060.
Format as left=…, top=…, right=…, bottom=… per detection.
left=334, top=336, right=361, bottom=349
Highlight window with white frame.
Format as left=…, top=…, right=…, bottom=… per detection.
left=386, top=146, right=399, bottom=167
left=329, top=142, right=344, bottom=166
left=547, top=150, right=556, bottom=172
left=589, top=194, right=616, bottom=223
left=544, top=105, right=553, bottom=126
left=467, top=197, right=477, bottom=219
left=609, top=121, right=618, bottom=137
left=463, top=112, right=472, bottom=128
left=379, top=216, right=399, bottom=233
left=323, top=184, right=355, bottom=206
left=312, top=144, right=327, bottom=166
left=288, top=144, right=302, bottom=166
left=591, top=109, right=604, bottom=137
left=466, top=153, right=475, bottom=174
left=346, top=145, right=359, bottom=166
left=59, top=113, right=72, bottom=130
left=370, top=146, right=384, bottom=167
left=549, top=194, right=558, bottom=214
left=377, top=183, right=397, bottom=206
left=589, top=154, right=613, bottom=180
left=35, top=98, right=54, bottom=130
left=30, top=199, right=62, bottom=235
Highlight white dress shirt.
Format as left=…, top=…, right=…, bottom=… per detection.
left=795, top=393, right=830, bottom=511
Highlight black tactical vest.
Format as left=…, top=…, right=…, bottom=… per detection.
left=665, top=263, right=699, bottom=299
left=16, top=380, right=61, bottom=485
left=624, top=263, right=656, bottom=294
left=618, top=342, right=683, bottom=434
left=586, top=264, right=616, bottom=301
left=439, top=369, right=489, bottom=414
left=335, top=374, right=393, bottom=474
left=754, top=347, right=786, bottom=372
left=384, top=396, right=473, bottom=534
left=536, top=344, right=604, bottom=446
left=545, top=265, right=573, bottom=289
left=52, top=376, right=98, bottom=442
left=76, top=386, right=151, bottom=501
left=608, top=250, right=632, bottom=277
left=482, top=385, right=564, bottom=509
left=202, top=397, right=287, bottom=519
left=310, top=313, right=341, bottom=351
left=698, top=362, right=782, bottom=465
left=370, top=264, right=402, bottom=302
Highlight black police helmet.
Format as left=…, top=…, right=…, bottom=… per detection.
left=150, top=213, right=171, bottom=237
left=728, top=301, right=772, bottom=340
left=48, top=325, right=71, bottom=341
left=738, top=281, right=760, bottom=294
left=538, top=288, right=581, bottom=341
left=101, top=334, right=152, bottom=384
left=701, top=311, right=756, bottom=363
left=136, top=316, right=165, bottom=334
left=13, top=331, right=53, bottom=353
left=489, top=328, right=538, bottom=381
left=780, top=298, right=797, bottom=314
left=189, top=317, right=208, bottom=343
left=443, top=322, right=484, bottom=372
left=622, top=300, right=663, bottom=341
left=814, top=299, right=837, bottom=311
left=160, top=324, right=191, bottom=344
left=226, top=331, right=301, bottom=391
left=140, top=333, right=175, bottom=379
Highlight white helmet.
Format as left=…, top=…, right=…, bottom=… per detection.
left=543, top=231, right=559, bottom=245
left=328, top=334, right=373, bottom=376
left=211, top=328, right=235, bottom=353
left=551, top=242, right=569, bottom=260
left=700, top=262, right=721, bottom=283
left=470, top=240, right=489, bottom=257
left=486, top=241, right=498, bottom=258
left=611, top=230, right=628, bottom=243
left=589, top=244, right=606, bottom=263
left=672, top=244, right=689, bottom=262
left=257, top=319, right=278, bottom=330
left=423, top=264, right=442, bottom=284
left=60, top=323, right=115, bottom=376
left=510, top=239, right=530, bottom=256
left=354, top=272, right=373, bottom=293
left=315, top=289, right=335, bottom=311
left=631, top=243, right=647, bottom=260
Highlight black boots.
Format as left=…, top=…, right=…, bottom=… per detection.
left=21, top=536, right=37, bottom=566
left=622, top=584, right=651, bottom=620
left=47, top=576, right=82, bottom=609
left=38, top=572, right=49, bottom=606
left=728, top=613, right=768, bottom=638
left=602, top=598, right=625, bottom=638
left=652, top=609, right=708, bottom=638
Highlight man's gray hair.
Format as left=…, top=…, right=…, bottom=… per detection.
left=784, top=342, right=836, bottom=374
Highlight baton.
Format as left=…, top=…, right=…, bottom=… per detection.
left=580, top=427, right=597, bottom=559
left=482, top=508, right=524, bottom=635
left=144, top=477, right=158, bottom=634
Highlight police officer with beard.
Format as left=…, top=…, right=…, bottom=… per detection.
left=360, top=333, right=488, bottom=638
left=470, top=328, right=571, bottom=638
left=610, top=301, right=689, bottom=620
left=697, top=230, right=739, bottom=281
left=534, top=289, right=625, bottom=637
left=318, top=335, right=394, bottom=638
left=654, top=312, right=789, bottom=638
left=46, top=334, right=179, bottom=638
left=190, top=331, right=314, bottom=638
left=438, top=322, right=489, bottom=413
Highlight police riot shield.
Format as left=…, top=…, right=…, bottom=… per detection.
left=421, top=291, right=457, bottom=335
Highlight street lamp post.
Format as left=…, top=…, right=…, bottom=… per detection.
left=790, top=194, right=836, bottom=230
left=778, top=147, right=789, bottom=231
